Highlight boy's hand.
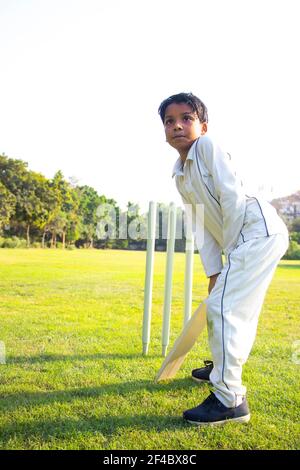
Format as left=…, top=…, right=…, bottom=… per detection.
left=208, top=273, right=220, bottom=294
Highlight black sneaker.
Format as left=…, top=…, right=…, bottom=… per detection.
left=183, top=392, right=250, bottom=426
left=191, top=360, right=214, bottom=383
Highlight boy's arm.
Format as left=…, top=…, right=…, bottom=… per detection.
left=198, top=225, right=223, bottom=278
left=181, top=195, right=223, bottom=278
left=197, top=136, right=246, bottom=255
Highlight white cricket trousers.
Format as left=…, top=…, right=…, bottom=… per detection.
left=205, top=232, right=289, bottom=408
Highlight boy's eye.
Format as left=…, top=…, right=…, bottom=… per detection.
left=183, top=115, right=193, bottom=121
left=165, top=119, right=173, bottom=125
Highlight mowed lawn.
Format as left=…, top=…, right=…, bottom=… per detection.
left=0, top=249, right=299, bottom=450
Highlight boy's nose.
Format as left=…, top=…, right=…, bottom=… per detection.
left=174, top=121, right=183, bottom=130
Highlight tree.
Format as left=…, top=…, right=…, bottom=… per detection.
left=126, top=202, right=147, bottom=250
left=47, top=171, right=82, bottom=248
left=290, top=218, right=300, bottom=233
left=0, top=155, right=50, bottom=246
left=284, top=240, right=300, bottom=260
left=78, top=185, right=106, bottom=248
left=0, top=181, right=16, bottom=232
left=26, top=171, right=53, bottom=247
left=95, top=197, right=121, bottom=249
left=290, top=232, right=300, bottom=244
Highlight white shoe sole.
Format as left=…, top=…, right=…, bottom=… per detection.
left=185, top=414, right=251, bottom=426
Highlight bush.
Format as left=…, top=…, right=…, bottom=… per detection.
left=290, top=231, right=300, bottom=244
left=67, top=244, right=76, bottom=250
left=284, top=240, right=300, bottom=260
left=31, top=242, right=41, bottom=248
left=0, top=237, right=27, bottom=248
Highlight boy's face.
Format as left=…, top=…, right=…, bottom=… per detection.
left=163, top=102, right=207, bottom=156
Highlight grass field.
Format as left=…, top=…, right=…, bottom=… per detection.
left=0, top=249, right=299, bottom=450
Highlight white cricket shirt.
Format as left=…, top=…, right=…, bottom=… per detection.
left=172, top=135, right=288, bottom=277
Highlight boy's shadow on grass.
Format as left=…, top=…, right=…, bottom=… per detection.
left=7, top=353, right=146, bottom=365
left=0, top=377, right=198, bottom=411
left=0, top=375, right=204, bottom=441
left=0, top=412, right=190, bottom=445
left=1, top=353, right=210, bottom=437
left=9, top=352, right=147, bottom=363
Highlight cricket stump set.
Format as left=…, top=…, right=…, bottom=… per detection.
left=142, top=201, right=195, bottom=357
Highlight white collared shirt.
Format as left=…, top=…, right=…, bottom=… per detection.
left=172, top=135, right=287, bottom=277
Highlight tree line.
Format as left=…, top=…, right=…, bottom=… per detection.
left=1, top=153, right=300, bottom=257
left=0, top=153, right=187, bottom=251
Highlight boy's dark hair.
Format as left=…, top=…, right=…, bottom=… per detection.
left=158, top=92, right=208, bottom=123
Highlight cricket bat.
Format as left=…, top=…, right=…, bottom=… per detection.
left=155, top=299, right=207, bottom=382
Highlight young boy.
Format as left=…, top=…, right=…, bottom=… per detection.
left=158, top=92, right=289, bottom=426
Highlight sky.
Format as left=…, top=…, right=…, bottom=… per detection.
left=0, top=0, right=299, bottom=213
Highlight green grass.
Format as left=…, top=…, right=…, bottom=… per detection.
left=0, top=249, right=299, bottom=450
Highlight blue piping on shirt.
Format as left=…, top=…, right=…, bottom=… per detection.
left=195, top=155, right=221, bottom=207
left=246, top=195, right=270, bottom=237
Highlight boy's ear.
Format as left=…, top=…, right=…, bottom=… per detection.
left=201, top=123, right=208, bottom=135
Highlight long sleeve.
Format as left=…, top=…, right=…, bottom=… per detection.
left=198, top=226, right=223, bottom=277
left=180, top=192, right=223, bottom=277
left=197, top=136, right=246, bottom=255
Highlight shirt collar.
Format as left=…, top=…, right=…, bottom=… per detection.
left=171, top=138, right=198, bottom=178
left=172, top=157, right=184, bottom=177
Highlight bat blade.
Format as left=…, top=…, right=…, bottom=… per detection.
left=155, top=300, right=207, bottom=382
